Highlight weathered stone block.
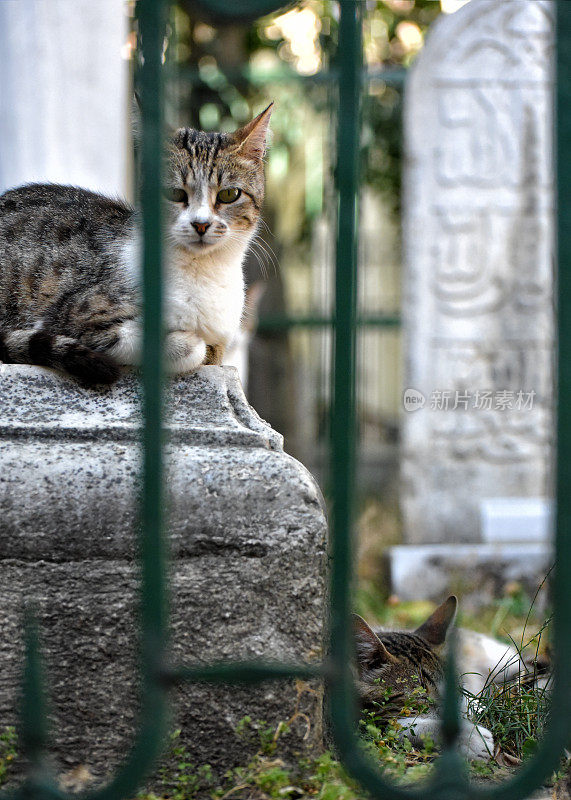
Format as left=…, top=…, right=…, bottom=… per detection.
left=0, top=365, right=327, bottom=785
left=401, top=0, right=554, bottom=545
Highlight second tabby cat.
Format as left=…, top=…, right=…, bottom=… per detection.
left=0, top=104, right=273, bottom=384
left=354, top=596, right=497, bottom=761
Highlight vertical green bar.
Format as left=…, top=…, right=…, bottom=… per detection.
left=328, top=0, right=361, bottom=739
left=551, top=0, right=571, bottom=771
left=327, top=7, right=424, bottom=797
left=328, top=8, right=425, bottom=797
left=19, top=612, right=49, bottom=774
left=481, top=6, right=571, bottom=797
left=87, top=2, right=170, bottom=797
left=133, top=0, right=170, bottom=776
left=139, top=0, right=167, bottom=671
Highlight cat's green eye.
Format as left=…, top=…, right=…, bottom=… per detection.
left=217, top=187, right=241, bottom=204
left=163, top=187, right=188, bottom=204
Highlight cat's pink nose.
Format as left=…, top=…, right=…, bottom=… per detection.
left=192, top=221, right=211, bottom=236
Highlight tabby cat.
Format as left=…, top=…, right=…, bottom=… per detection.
left=354, top=596, right=495, bottom=761
left=0, top=104, right=273, bottom=385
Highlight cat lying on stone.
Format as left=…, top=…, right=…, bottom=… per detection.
left=354, top=596, right=524, bottom=762
left=0, top=104, right=272, bottom=385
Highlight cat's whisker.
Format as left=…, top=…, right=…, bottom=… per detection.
left=223, top=231, right=272, bottom=280
left=250, top=243, right=274, bottom=280
left=254, top=241, right=278, bottom=279
left=257, top=217, right=273, bottom=235
left=234, top=230, right=278, bottom=279
left=248, top=244, right=270, bottom=280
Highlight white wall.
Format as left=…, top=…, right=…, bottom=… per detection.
left=0, top=0, right=129, bottom=196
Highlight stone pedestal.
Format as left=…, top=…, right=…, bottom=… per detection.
left=0, top=365, right=327, bottom=785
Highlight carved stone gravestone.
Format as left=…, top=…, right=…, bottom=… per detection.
left=393, top=0, right=554, bottom=603
left=0, top=365, right=327, bottom=787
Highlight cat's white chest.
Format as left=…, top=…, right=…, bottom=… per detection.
left=164, top=251, right=245, bottom=346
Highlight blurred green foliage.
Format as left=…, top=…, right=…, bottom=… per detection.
left=165, top=1, right=442, bottom=215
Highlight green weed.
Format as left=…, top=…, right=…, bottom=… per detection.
left=463, top=604, right=553, bottom=765
left=0, top=727, right=17, bottom=787
left=151, top=729, right=216, bottom=800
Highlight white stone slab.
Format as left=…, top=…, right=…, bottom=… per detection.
left=480, top=497, right=553, bottom=543
left=387, top=543, right=552, bottom=608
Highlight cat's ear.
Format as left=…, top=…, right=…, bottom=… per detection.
left=231, top=102, right=273, bottom=161
left=353, top=614, right=396, bottom=673
left=414, top=595, right=457, bottom=646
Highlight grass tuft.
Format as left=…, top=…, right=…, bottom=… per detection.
left=0, top=727, right=17, bottom=786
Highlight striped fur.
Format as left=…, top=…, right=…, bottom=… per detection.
left=0, top=185, right=134, bottom=384
left=0, top=104, right=272, bottom=385
left=354, top=596, right=457, bottom=714
left=354, top=597, right=498, bottom=761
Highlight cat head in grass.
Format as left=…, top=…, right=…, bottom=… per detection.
left=354, top=595, right=458, bottom=715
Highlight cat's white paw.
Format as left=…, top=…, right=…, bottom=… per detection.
left=395, top=715, right=494, bottom=762
left=395, top=715, right=440, bottom=749
left=109, top=319, right=142, bottom=365
left=164, top=331, right=206, bottom=373
left=457, top=721, right=494, bottom=762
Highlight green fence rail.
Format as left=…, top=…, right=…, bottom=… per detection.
left=4, top=2, right=571, bottom=799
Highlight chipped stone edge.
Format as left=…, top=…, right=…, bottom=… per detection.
left=0, top=364, right=283, bottom=451
left=222, top=366, right=284, bottom=451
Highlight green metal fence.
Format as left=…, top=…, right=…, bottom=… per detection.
left=4, top=1, right=571, bottom=799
